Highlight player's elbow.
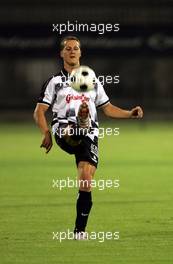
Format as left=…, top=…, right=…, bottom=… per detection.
left=33, top=105, right=42, bottom=123
left=33, top=103, right=48, bottom=124
left=33, top=108, right=38, bottom=123
left=102, top=104, right=112, bottom=117
left=103, top=108, right=111, bottom=117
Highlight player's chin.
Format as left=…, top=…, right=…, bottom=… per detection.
left=68, top=59, right=78, bottom=66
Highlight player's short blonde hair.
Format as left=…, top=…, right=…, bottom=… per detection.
left=60, top=36, right=81, bottom=51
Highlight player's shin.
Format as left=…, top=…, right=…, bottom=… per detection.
left=74, top=190, right=93, bottom=233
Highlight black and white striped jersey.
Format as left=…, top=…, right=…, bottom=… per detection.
left=38, top=68, right=109, bottom=140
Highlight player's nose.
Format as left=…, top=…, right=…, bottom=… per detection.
left=70, top=48, right=77, bottom=53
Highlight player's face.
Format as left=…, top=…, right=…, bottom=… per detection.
left=60, top=40, right=81, bottom=67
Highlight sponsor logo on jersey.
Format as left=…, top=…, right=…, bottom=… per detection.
left=66, top=94, right=90, bottom=104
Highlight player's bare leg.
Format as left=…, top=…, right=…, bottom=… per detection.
left=78, top=161, right=96, bottom=192
left=74, top=161, right=96, bottom=239
left=77, top=102, right=90, bottom=129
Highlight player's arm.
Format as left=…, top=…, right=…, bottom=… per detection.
left=33, top=103, right=53, bottom=153
left=102, top=102, right=143, bottom=118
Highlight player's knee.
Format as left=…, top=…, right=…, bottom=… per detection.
left=79, top=170, right=92, bottom=191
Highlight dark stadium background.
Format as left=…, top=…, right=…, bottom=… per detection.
left=1, top=1, right=173, bottom=264
left=0, top=0, right=173, bottom=120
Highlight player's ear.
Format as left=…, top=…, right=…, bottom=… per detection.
left=60, top=50, right=63, bottom=58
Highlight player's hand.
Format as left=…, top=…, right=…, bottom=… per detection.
left=130, top=106, right=143, bottom=118
left=40, top=130, right=53, bottom=153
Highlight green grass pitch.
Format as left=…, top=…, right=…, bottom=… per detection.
left=0, top=121, right=173, bottom=264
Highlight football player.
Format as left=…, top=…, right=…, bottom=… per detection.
left=33, top=36, right=143, bottom=240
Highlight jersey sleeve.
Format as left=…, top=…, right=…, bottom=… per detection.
left=38, top=77, right=55, bottom=106
left=95, top=78, right=110, bottom=108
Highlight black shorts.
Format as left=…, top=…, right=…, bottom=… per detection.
left=54, top=133, right=98, bottom=168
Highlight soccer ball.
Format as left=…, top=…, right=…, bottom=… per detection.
left=70, top=66, right=96, bottom=92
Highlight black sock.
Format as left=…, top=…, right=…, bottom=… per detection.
left=74, top=190, right=93, bottom=233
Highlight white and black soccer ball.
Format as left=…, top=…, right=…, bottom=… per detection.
left=70, top=66, right=96, bottom=92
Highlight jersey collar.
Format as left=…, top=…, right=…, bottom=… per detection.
left=61, top=68, right=69, bottom=77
